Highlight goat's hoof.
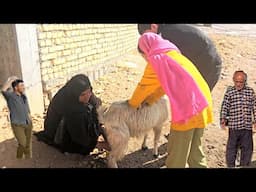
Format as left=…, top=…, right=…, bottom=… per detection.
left=153, top=154, right=159, bottom=158
left=141, top=146, right=148, bottom=151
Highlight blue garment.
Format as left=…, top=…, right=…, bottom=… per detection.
left=2, top=91, right=31, bottom=125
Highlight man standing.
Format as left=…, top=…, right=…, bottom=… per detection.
left=137, top=24, right=222, bottom=91
left=1, top=76, right=33, bottom=159
left=220, top=70, right=256, bottom=167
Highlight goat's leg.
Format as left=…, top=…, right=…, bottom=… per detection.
left=107, top=154, right=118, bottom=168
left=106, top=124, right=129, bottom=168
left=98, top=125, right=111, bottom=151
left=153, top=126, right=162, bottom=158
left=141, top=133, right=148, bottom=151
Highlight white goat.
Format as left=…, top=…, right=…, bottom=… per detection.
left=97, top=97, right=169, bottom=168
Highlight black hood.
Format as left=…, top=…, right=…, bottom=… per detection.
left=63, top=74, right=92, bottom=114
left=65, top=74, right=92, bottom=99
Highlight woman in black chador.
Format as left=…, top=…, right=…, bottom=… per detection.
left=35, top=74, right=108, bottom=155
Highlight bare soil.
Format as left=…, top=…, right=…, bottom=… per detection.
left=1, top=30, right=256, bottom=168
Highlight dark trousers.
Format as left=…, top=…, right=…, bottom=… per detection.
left=226, top=129, right=253, bottom=167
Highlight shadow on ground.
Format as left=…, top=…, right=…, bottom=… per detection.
left=0, top=131, right=168, bottom=168
left=249, top=160, right=256, bottom=168
left=0, top=131, right=104, bottom=168
left=0, top=132, right=72, bottom=168
left=118, top=143, right=168, bottom=168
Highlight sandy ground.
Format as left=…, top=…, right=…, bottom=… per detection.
left=1, top=28, right=256, bottom=168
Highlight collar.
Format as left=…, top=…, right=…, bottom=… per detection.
left=14, top=92, right=26, bottom=98
left=14, top=92, right=22, bottom=96
left=234, top=86, right=246, bottom=92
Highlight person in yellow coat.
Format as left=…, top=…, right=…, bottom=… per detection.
left=128, top=32, right=213, bottom=168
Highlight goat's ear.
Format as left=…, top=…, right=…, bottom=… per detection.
left=97, top=105, right=109, bottom=115
left=102, top=106, right=109, bottom=114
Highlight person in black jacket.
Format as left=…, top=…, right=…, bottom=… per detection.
left=35, top=74, right=109, bottom=155
left=137, top=24, right=222, bottom=91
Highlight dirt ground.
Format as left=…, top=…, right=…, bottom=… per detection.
left=1, top=28, right=256, bottom=168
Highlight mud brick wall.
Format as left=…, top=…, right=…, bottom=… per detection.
left=36, top=24, right=138, bottom=108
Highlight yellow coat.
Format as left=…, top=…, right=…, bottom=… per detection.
left=128, top=50, right=213, bottom=131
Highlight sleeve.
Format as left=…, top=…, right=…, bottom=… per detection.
left=23, top=95, right=31, bottom=114
left=128, top=63, right=163, bottom=108
left=252, top=89, right=256, bottom=123
left=220, top=89, right=230, bottom=122
left=27, top=101, right=31, bottom=114
left=144, top=87, right=165, bottom=105
left=1, top=90, right=12, bottom=100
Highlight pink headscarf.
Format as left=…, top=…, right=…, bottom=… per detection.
left=139, top=32, right=208, bottom=123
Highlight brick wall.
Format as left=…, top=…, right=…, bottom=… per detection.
left=36, top=24, right=138, bottom=108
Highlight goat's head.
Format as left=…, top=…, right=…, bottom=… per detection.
left=96, top=105, right=109, bottom=125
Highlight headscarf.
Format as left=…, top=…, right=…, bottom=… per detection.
left=139, top=32, right=208, bottom=123
left=64, top=74, right=92, bottom=113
